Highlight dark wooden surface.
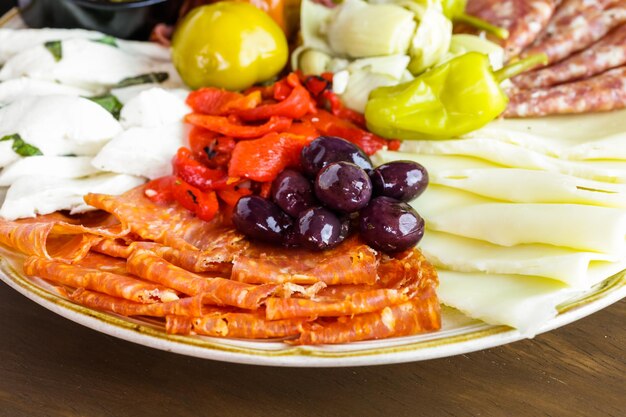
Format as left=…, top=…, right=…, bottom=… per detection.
left=0, top=282, right=624, bottom=417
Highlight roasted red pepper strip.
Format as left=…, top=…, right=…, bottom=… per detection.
left=322, top=90, right=367, bottom=127
left=144, top=176, right=175, bottom=204
left=171, top=177, right=219, bottom=222
left=217, top=183, right=253, bottom=207
left=188, top=126, right=235, bottom=169
left=303, top=110, right=388, bottom=155
left=186, top=89, right=261, bottom=116
left=172, top=147, right=226, bottom=191
left=228, top=132, right=313, bottom=182
left=185, top=114, right=292, bottom=138
left=237, top=74, right=317, bottom=121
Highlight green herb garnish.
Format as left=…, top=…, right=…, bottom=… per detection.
left=44, top=40, right=62, bottom=62
left=87, top=93, right=123, bottom=119
left=93, top=36, right=118, bottom=47
left=115, top=72, right=169, bottom=88
left=0, top=134, right=43, bottom=157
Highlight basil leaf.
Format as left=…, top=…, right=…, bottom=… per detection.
left=0, top=133, right=43, bottom=157
left=115, top=72, right=169, bottom=88
left=93, top=36, right=118, bottom=47
left=44, top=40, right=62, bottom=62
left=88, top=93, right=123, bottom=119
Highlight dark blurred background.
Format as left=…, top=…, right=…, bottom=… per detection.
left=0, top=0, right=13, bottom=15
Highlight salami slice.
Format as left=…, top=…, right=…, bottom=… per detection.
left=166, top=315, right=193, bottom=335
left=522, top=4, right=626, bottom=64
left=231, top=237, right=379, bottom=285
left=464, top=0, right=558, bottom=59
left=85, top=186, right=248, bottom=263
left=293, top=289, right=441, bottom=345
left=93, top=238, right=231, bottom=273
left=69, top=288, right=205, bottom=318
left=126, top=249, right=277, bottom=309
left=192, top=312, right=305, bottom=339
left=24, top=255, right=179, bottom=303
left=504, top=66, right=626, bottom=117
left=515, top=24, right=626, bottom=88
left=0, top=212, right=126, bottom=261
left=265, top=250, right=438, bottom=320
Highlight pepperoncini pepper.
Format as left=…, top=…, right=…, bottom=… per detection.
left=364, top=52, right=547, bottom=140
left=441, top=0, right=509, bottom=40
left=171, top=2, right=288, bottom=91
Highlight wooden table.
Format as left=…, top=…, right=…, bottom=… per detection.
left=0, top=282, right=623, bottom=417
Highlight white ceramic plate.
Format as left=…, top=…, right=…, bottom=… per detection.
left=1, top=8, right=624, bottom=367
left=1, top=246, right=624, bottom=367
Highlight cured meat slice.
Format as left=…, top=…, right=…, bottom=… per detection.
left=504, top=66, right=626, bottom=117
left=522, top=4, right=626, bottom=64
left=23, top=255, right=179, bottom=303
left=92, top=238, right=231, bottom=273
left=515, top=24, right=626, bottom=88
left=293, top=289, right=441, bottom=345
left=126, top=249, right=277, bottom=309
left=69, top=288, right=205, bottom=317
left=265, top=250, right=438, bottom=320
left=0, top=212, right=126, bottom=261
left=534, top=0, right=618, bottom=43
left=85, top=186, right=248, bottom=263
left=166, top=315, right=193, bottom=335
left=191, top=312, right=305, bottom=339
left=464, top=0, right=558, bottom=59
left=231, top=237, right=379, bottom=285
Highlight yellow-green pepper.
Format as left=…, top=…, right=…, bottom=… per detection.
left=440, top=0, right=509, bottom=39
left=172, top=2, right=288, bottom=91
left=364, top=52, right=547, bottom=140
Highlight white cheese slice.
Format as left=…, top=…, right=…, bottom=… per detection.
left=0, top=95, right=123, bottom=167
left=0, top=28, right=172, bottom=64
left=119, top=87, right=190, bottom=129
left=91, top=124, right=185, bottom=179
left=432, top=168, right=626, bottom=207
left=0, top=173, right=144, bottom=220
left=400, top=138, right=626, bottom=183
left=0, top=38, right=177, bottom=90
left=437, top=269, right=575, bottom=335
left=413, top=185, right=626, bottom=256
left=0, top=156, right=98, bottom=186
left=421, top=230, right=616, bottom=287
left=0, top=77, right=91, bottom=105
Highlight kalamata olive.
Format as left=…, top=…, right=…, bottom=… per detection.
left=296, top=207, right=345, bottom=250
left=233, top=196, right=292, bottom=243
left=370, top=161, right=428, bottom=202
left=359, top=196, right=424, bottom=253
left=314, top=161, right=372, bottom=213
left=301, top=136, right=373, bottom=177
left=271, top=169, right=317, bottom=217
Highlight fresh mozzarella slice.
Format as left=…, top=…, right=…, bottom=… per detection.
left=432, top=168, right=626, bottom=207
left=0, top=173, right=144, bottom=220
left=0, top=77, right=91, bottom=105
left=437, top=269, right=575, bottom=335
left=421, top=230, right=616, bottom=287
left=111, top=85, right=188, bottom=105
left=413, top=185, right=626, bottom=256
left=400, top=138, right=626, bottom=183
left=0, top=38, right=177, bottom=90
left=0, top=28, right=171, bottom=64
left=0, top=95, right=122, bottom=167
left=0, top=156, right=98, bottom=186
left=91, top=124, right=185, bottom=179
left=119, top=88, right=190, bottom=129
